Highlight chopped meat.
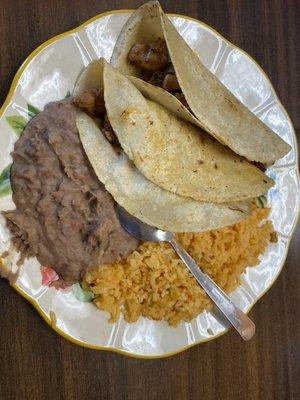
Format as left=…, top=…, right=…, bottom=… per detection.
left=162, top=74, right=180, bottom=92
left=72, top=90, right=119, bottom=145
left=164, top=63, right=175, bottom=75
left=147, top=63, right=176, bottom=88
left=147, top=70, right=165, bottom=87
left=103, top=114, right=118, bottom=144
left=128, top=38, right=169, bottom=71
left=72, top=89, right=105, bottom=117
left=128, top=41, right=190, bottom=108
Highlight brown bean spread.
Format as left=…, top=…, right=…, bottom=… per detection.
left=4, top=100, right=138, bottom=285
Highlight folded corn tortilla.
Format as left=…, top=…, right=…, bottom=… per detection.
left=77, top=111, right=253, bottom=232
left=103, top=61, right=273, bottom=203
left=111, top=1, right=291, bottom=164
left=75, top=59, right=257, bottom=231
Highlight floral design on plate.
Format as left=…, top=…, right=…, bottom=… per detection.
left=0, top=10, right=298, bottom=357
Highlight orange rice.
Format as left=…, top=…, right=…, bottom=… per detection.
left=85, top=205, right=275, bottom=326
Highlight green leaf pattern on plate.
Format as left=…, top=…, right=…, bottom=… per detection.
left=0, top=163, right=12, bottom=197
left=6, top=102, right=41, bottom=136
left=65, top=90, right=71, bottom=98
left=72, top=283, right=94, bottom=302
left=27, top=103, right=41, bottom=119
left=6, top=115, right=28, bottom=136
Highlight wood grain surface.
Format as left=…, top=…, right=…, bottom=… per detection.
left=0, top=1, right=299, bottom=399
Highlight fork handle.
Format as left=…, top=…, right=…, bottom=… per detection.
left=170, top=238, right=255, bottom=341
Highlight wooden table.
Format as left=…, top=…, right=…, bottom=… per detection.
left=0, top=1, right=299, bottom=399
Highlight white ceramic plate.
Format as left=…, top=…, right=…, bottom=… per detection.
left=0, top=10, right=299, bottom=358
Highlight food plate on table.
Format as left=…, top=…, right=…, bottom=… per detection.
left=0, top=2, right=299, bottom=358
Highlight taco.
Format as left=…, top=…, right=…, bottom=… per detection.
left=74, top=59, right=256, bottom=232
left=77, top=112, right=255, bottom=232
left=111, top=1, right=291, bottom=164
left=102, top=61, right=273, bottom=203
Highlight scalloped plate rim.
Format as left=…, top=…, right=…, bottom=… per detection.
left=0, top=9, right=299, bottom=359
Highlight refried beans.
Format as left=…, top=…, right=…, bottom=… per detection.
left=4, top=99, right=138, bottom=285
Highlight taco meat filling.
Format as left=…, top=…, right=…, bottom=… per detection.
left=128, top=38, right=169, bottom=72
left=72, top=89, right=119, bottom=145
left=4, top=99, right=138, bottom=285
left=128, top=38, right=189, bottom=108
